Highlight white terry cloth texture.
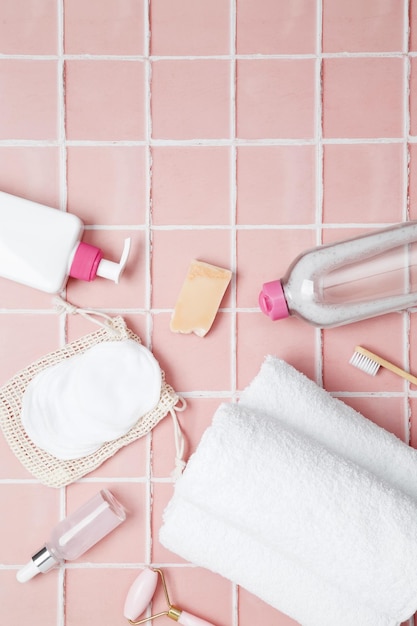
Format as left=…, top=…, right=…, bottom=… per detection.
left=21, top=339, right=162, bottom=460
left=160, top=356, right=417, bottom=626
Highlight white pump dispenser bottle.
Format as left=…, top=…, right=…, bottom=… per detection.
left=0, top=191, right=131, bottom=293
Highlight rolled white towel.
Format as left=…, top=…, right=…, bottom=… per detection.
left=160, top=358, right=417, bottom=626
left=241, top=355, right=417, bottom=501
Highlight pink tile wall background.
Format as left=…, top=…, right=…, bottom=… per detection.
left=0, top=1, right=416, bottom=625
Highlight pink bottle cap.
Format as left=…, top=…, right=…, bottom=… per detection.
left=69, top=242, right=103, bottom=282
left=258, top=280, right=289, bottom=321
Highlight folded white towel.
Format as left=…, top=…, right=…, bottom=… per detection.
left=160, top=357, right=417, bottom=626
left=241, top=355, right=417, bottom=501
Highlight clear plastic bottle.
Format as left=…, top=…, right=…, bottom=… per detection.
left=17, top=489, right=126, bottom=582
left=0, top=191, right=131, bottom=293
left=259, top=222, right=417, bottom=328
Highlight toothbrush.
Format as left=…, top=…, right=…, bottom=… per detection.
left=349, top=345, right=417, bottom=385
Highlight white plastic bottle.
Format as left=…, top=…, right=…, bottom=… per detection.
left=0, top=191, right=131, bottom=293
left=17, top=489, right=126, bottom=582
left=259, top=222, right=417, bottom=328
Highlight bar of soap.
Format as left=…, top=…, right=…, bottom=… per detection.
left=170, top=260, right=232, bottom=337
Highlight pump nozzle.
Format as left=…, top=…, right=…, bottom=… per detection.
left=96, top=237, right=131, bottom=284
left=69, top=238, right=131, bottom=285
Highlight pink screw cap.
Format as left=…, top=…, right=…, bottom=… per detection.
left=69, top=238, right=131, bottom=284
left=259, top=280, right=290, bottom=321
left=69, top=242, right=103, bottom=282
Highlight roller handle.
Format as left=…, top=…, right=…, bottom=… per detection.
left=178, top=609, right=216, bottom=626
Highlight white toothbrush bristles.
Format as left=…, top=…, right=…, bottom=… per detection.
left=349, top=350, right=380, bottom=376
left=349, top=345, right=417, bottom=385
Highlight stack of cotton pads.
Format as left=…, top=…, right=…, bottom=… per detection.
left=21, top=340, right=162, bottom=460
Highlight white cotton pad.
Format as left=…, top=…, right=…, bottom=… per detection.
left=73, top=340, right=162, bottom=432
left=21, top=340, right=162, bottom=460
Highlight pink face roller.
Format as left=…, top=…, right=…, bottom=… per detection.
left=124, top=567, right=216, bottom=626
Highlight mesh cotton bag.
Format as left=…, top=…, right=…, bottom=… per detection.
left=0, top=300, right=185, bottom=488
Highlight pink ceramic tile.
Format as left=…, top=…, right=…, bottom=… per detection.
left=237, top=228, right=316, bottom=308
left=66, top=229, right=146, bottom=309
left=151, top=0, right=230, bottom=55
left=0, top=276, right=55, bottom=309
left=237, top=60, right=315, bottom=139
left=152, top=312, right=232, bottom=392
left=322, top=225, right=374, bottom=245
left=0, top=484, right=60, bottom=562
left=67, top=146, right=148, bottom=226
left=237, top=0, right=317, bottom=54
left=151, top=147, right=231, bottom=225
left=86, top=438, right=149, bottom=479
left=151, top=567, right=233, bottom=626
left=0, top=60, right=58, bottom=140
left=411, top=0, right=417, bottom=51
left=237, top=146, right=316, bottom=225
left=121, top=314, right=150, bottom=345
left=152, top=482, right=186, bottom=563
left=0, top=148, right=60, bottom=210
left=323, top=58, right=404, bottom=138
left=239, top=588, right=299, bottom=626
left=152, top=397, right=225, bottom=477
left=64, top=0, right=144, bottom=55
left=323, top=143, right=404, bottom=223
left=0, top=570, right=59, bottom=626
left=236, top=312, right=317, bottom=390
left=66, top=312, right=148, bottom=345
left=410, top=58, right=417, bottom=136
left=410, top=144, right=417, bottom=219
left=66, top=483, right=146, bottom=563
left=322, top=0, right=404, bottom=52
left=342, top=396, right=407, bottom=441
left=65, top=568, right=134, bottom=625
left=151, top=60, right=231, bottom=139
left=0, top=313, right=60, bottom=386
left=322, top=314, right=406, bottom=392
left=0, top=0, right=57, bottom=54
left=0, top=3, right=411, bottom=626
left=151, top=229, right=231, bottom=309
left=65, top=60, right=145, bottom=141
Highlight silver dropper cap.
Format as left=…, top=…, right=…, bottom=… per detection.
left=16, top=546, right=58, bottom=583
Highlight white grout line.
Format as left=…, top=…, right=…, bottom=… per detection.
left=2, top=51, right=417, bottom=61
left=230, top=0, right=238, bottom=407
left=0, top=137, right=415, bottom=147
left=143, top=0, right=153, bottom=570
left=57, top=3, right=67, bottom=625
left=229, top=5, right=239, bottom=623
left=314, top=0, right=324, bottom=388
left=401, top=0, right=412, bottom=446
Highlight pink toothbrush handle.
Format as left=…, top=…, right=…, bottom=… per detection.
left=178, top=610, right=216, bottom=626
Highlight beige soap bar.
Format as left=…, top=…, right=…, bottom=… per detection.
left=170, top=260, right=232, bottom=337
